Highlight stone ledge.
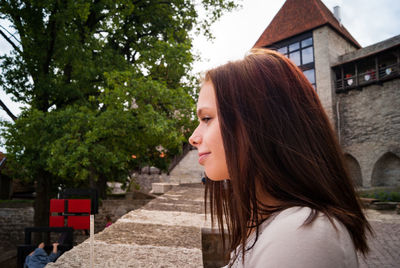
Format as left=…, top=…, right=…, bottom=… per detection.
left=369, top=202, right=398, bottom=211
left=151, top=183, right=179, bottom=194
left=118, top=209, right=210, bottom=228
left=46, top=242, right=203, bottom=268
left=95, top=222, right=202, bottom=249
left=47, top=184, right=208, bottom=267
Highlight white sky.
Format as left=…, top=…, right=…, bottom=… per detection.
left=0, top=0, right=399, bottom=121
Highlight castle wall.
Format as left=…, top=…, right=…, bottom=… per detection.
left=313, top=26, right=358, bottom=125
left=338, top=79, right=400, bottom=187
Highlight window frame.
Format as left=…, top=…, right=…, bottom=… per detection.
left=268, top=32, right=316, bottom=89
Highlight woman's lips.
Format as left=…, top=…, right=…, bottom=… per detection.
left=198, top=152, right=210, bottom=164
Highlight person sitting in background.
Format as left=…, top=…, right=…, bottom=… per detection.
left=24, top=242, right=60, bottom=268
left=105, top=215, right=113, bottom=228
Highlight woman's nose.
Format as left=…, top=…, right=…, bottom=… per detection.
left=189, top=130, right=201, bottom=147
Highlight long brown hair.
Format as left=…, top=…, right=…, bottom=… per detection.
left=204, top=49, right=371, bottom=263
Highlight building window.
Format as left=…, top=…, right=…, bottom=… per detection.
left=301, top=37, right=313, bottom=47
left=289, top=42, right=300, bottom=52
left=303, top=69, right=315, bottom=84
left=302, top=47, right=314, bottom=64
left=277, top=47, right=287, bottom=54
left=273, top=35, right=316, bottom=89
left=289, top=51, right=301, bottom=65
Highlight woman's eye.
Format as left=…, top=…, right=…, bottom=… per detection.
left=201, top=117, right=211, bottom=123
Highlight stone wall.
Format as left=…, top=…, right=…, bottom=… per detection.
left=169, top=150, right=204, bottom=184
left=344, top=154, right=363, bottom=187
left=313, top=25, right=358, bottom=124
left=0, top=197, right=152, bottom=267
left=0, top=204, right=34, bottom=250
left=338, top=79, right=400, bottom=187
left=314, top=27, right=400, bottom=188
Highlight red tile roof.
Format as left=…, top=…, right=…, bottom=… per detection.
left=253, top=0, right=361, bottom=48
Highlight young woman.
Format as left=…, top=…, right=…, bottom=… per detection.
left=189, top=49, right=371, bottom=267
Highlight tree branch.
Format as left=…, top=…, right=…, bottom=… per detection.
left=0, top=25, right=21, bottom=45
left=131, top=51, right=138, bottom=64
left=43, top=2, right=58, bottom=75
left=84, top=0, right=107, bottom=32
left=0, top=99, right=17, bottom=121
left=0, top=29, right=21, bottom=54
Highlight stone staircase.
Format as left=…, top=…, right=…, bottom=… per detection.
left=150, top=149, right=204, bottom=195
left=168, top=150, right=204, bottom=184
left=46, top=184, right=218, bottom=268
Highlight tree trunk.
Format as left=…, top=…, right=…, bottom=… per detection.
left=98, top=174, right=107, bottom=200
left=33, top=171, right=53, bottom=245
left=89, top=173, right=107, bottom=200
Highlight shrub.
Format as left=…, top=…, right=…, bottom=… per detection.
left=359, top=190, right=400, bottom=202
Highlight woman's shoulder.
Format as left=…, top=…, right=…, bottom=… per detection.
left=264, top=206, right=331, bottom=232
left=259, top=206, right=352, bottom=246
left=246, top=206, right=358, bottom=268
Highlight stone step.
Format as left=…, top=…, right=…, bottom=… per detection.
left=46, top=184, right=211, bottom=268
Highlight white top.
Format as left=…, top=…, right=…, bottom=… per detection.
left=224, top=207, right=358, bottom=268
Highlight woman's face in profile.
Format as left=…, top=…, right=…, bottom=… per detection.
left=189, top=81, right=229, bottom=181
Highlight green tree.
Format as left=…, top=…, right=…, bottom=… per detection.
left=0, top=0, right=237, bottom=228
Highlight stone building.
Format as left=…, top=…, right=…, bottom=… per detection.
left=176, top=0, right=399, bottom=188
left=253, top=0, right=400, bottom=187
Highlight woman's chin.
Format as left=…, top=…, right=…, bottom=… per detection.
left=205, top=171, right=229, bottom=181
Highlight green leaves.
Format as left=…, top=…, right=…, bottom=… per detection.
left=0, top=0, right=238, bottom=191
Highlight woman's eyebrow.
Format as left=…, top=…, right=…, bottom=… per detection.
left=196, top=106, right=213, bottom=117
left=196, top=107, right=208, bottom=117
